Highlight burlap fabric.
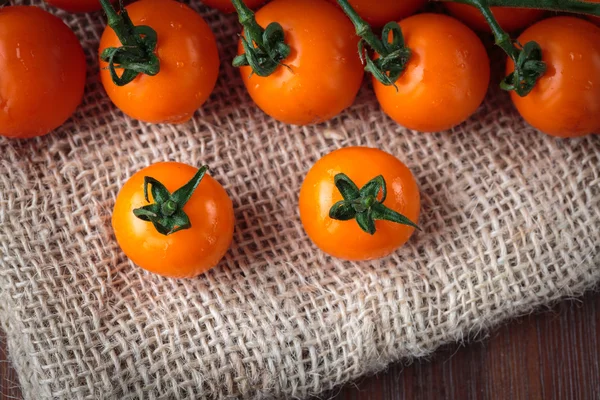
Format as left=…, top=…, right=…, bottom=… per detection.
left=1, top=1, right=599, bottom=399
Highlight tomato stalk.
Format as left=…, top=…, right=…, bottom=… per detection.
left=442, top=0, right=600, bottom=16
left=231, top=0, right=291, bottom=77
left=329, top=173, right=419, bottom=235
left=133, top=165, right=209, bottom=235
left=435, top=0, right=600, bottom=96
left=99, top=0, right=160, bottom=86
left=336, top=0, right=411, bottom=87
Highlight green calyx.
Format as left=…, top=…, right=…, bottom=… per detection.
left=329, top=173, right=419, bottom=235
left=99, top=0, right=160, bottom=86
left=231, top=0, right=291, bottom=77
left=466, top=0, right=546, bottom=97
left=133, top=165, right=209, bottom=236
left=500, top=41, right=546, bottom=96
left=337, top=0, right=411, bottom=87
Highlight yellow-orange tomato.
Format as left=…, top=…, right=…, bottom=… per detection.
left=507, top=17, right=600, bottom=138
left=0, top=6, right=86, bottom=138
left=327, top=0, right=426, bottom=28
left=112, top=162, right=234, bottom=278
left=45, top=0, right=115, bottom=13
left=238, top=0, right=364, bottom=125
left=202, top=0, right=265, bottom=13
left=373, top=14, right=490, bottom=133
left=99, top=0, right=219, bottom=124
left=299, top=147, right=420, bottom=261
left=445, top=3, right=544, bottom=32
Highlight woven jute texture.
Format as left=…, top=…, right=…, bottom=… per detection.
left=1, top=2, right=600, bottom=399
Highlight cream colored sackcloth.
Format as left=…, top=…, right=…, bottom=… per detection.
left=1, top=1, right=599, bottom=399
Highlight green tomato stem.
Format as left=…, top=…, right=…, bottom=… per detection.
left=329, top=173, right=420, bottom=235
left=439, top=0, right=600, bottom=16
left=133, top=166, right=209, bottom=236
left=99, top=0, right=160, bottom=86
left=230, top=0, right=291, bottom=77
left=336, top=0, right=411, bottom=86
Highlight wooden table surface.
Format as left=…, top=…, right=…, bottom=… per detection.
left=1, top=292, right=598, bottom=399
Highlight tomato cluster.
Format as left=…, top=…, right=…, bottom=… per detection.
left=1, top=0, right=599, bottom=277
left=1, top=0, right=599, bottom=138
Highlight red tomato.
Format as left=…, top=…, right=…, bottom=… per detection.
left=112, top=162, right=235, bottom=278
left=202, top=0, right=265, bottom=13
left=0, top=6, right=86, bottom=138
left=238, top=0, right=364, bottom=125
left=507, top=17, right=600, bottom=137
left=327, top=0, right=426, bottom=28
left=299, top=147, right=420, bottom=261
left=445, top=3, right=544, bottom=32
left=99, top=0, right=220, bottom=124
left=373, top=13, right=490, bottom=132
left=45, top=0, right=115, bottom=13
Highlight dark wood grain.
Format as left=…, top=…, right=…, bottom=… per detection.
left=1, top=293, right=598, bottom=399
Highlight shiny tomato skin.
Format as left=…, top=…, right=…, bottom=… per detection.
left=238, top=0, right=364, bottom=126
left=507, top=17, right=600, bottom=138
left=99, top=0, right=220, bottom=124
left=112, top=162, right=235, bottom=279
left=0, top=6, right=86, bottom=138
left=44, top=0, right=114, bottom=13
left=299, top=147, right=420, bottom=261
left=327, top=0, right=426, bottom=28
left=373, top=13, right=490, bottom=133
left=202, top=0, right=265, bottom=13
left=445, top=3, right=544, bottom=32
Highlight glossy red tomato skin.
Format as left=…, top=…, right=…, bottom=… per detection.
left=44, top=0, right=115, bottom=13
left=202, top=0, right=265, bottom=13
left=238, top=0, right=364, bottom=126
left=99, top=0, right=220, bottom=124
left=0, top=6, right=86, bottom=138
left=445, top=3, right=544, bottom=32
left=299, top=147, right=420, bottom=261
left=507, top=17, right=600, bottom=137
left=373, top=13, right=490, bottom=133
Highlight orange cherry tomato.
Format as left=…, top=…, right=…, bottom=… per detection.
left=44, top=0, right=115, bottom=13
left=99, top=0, right=220, bottom=124
left=445, top=3, right=544, bottom=32
left=0, top=6, right=86, bottom=138
left=327, top=0, right=426, bottom=28
left=112, top=162, right=235, bottom=278
left=507, top=17, right=600, bottom=138
left=373, top=13, right=490, bottom=133
left=202, top=0, right=265, bottom=13
left=299, top=147, right=420, bottom=261
left=238, top=0, right=364, bottom=125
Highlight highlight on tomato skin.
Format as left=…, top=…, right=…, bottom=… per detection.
left=507, top=17, right=600, bottom=138
left=235, top=0, right=365, bottom=126
left=299, top=147, right=421, bottom=262
left=327, top=0, right=426, bottom=28
left=112, top=162, right=235, bottom=279
left=444, top=3, right=545, bottom=33
left=202, top=0, right=265, bottom=13
left=373, top=13, right=490, bottom=133
left=98, top=0, right=220, bottom=124
left=0, top=6, right=86, bottom=139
